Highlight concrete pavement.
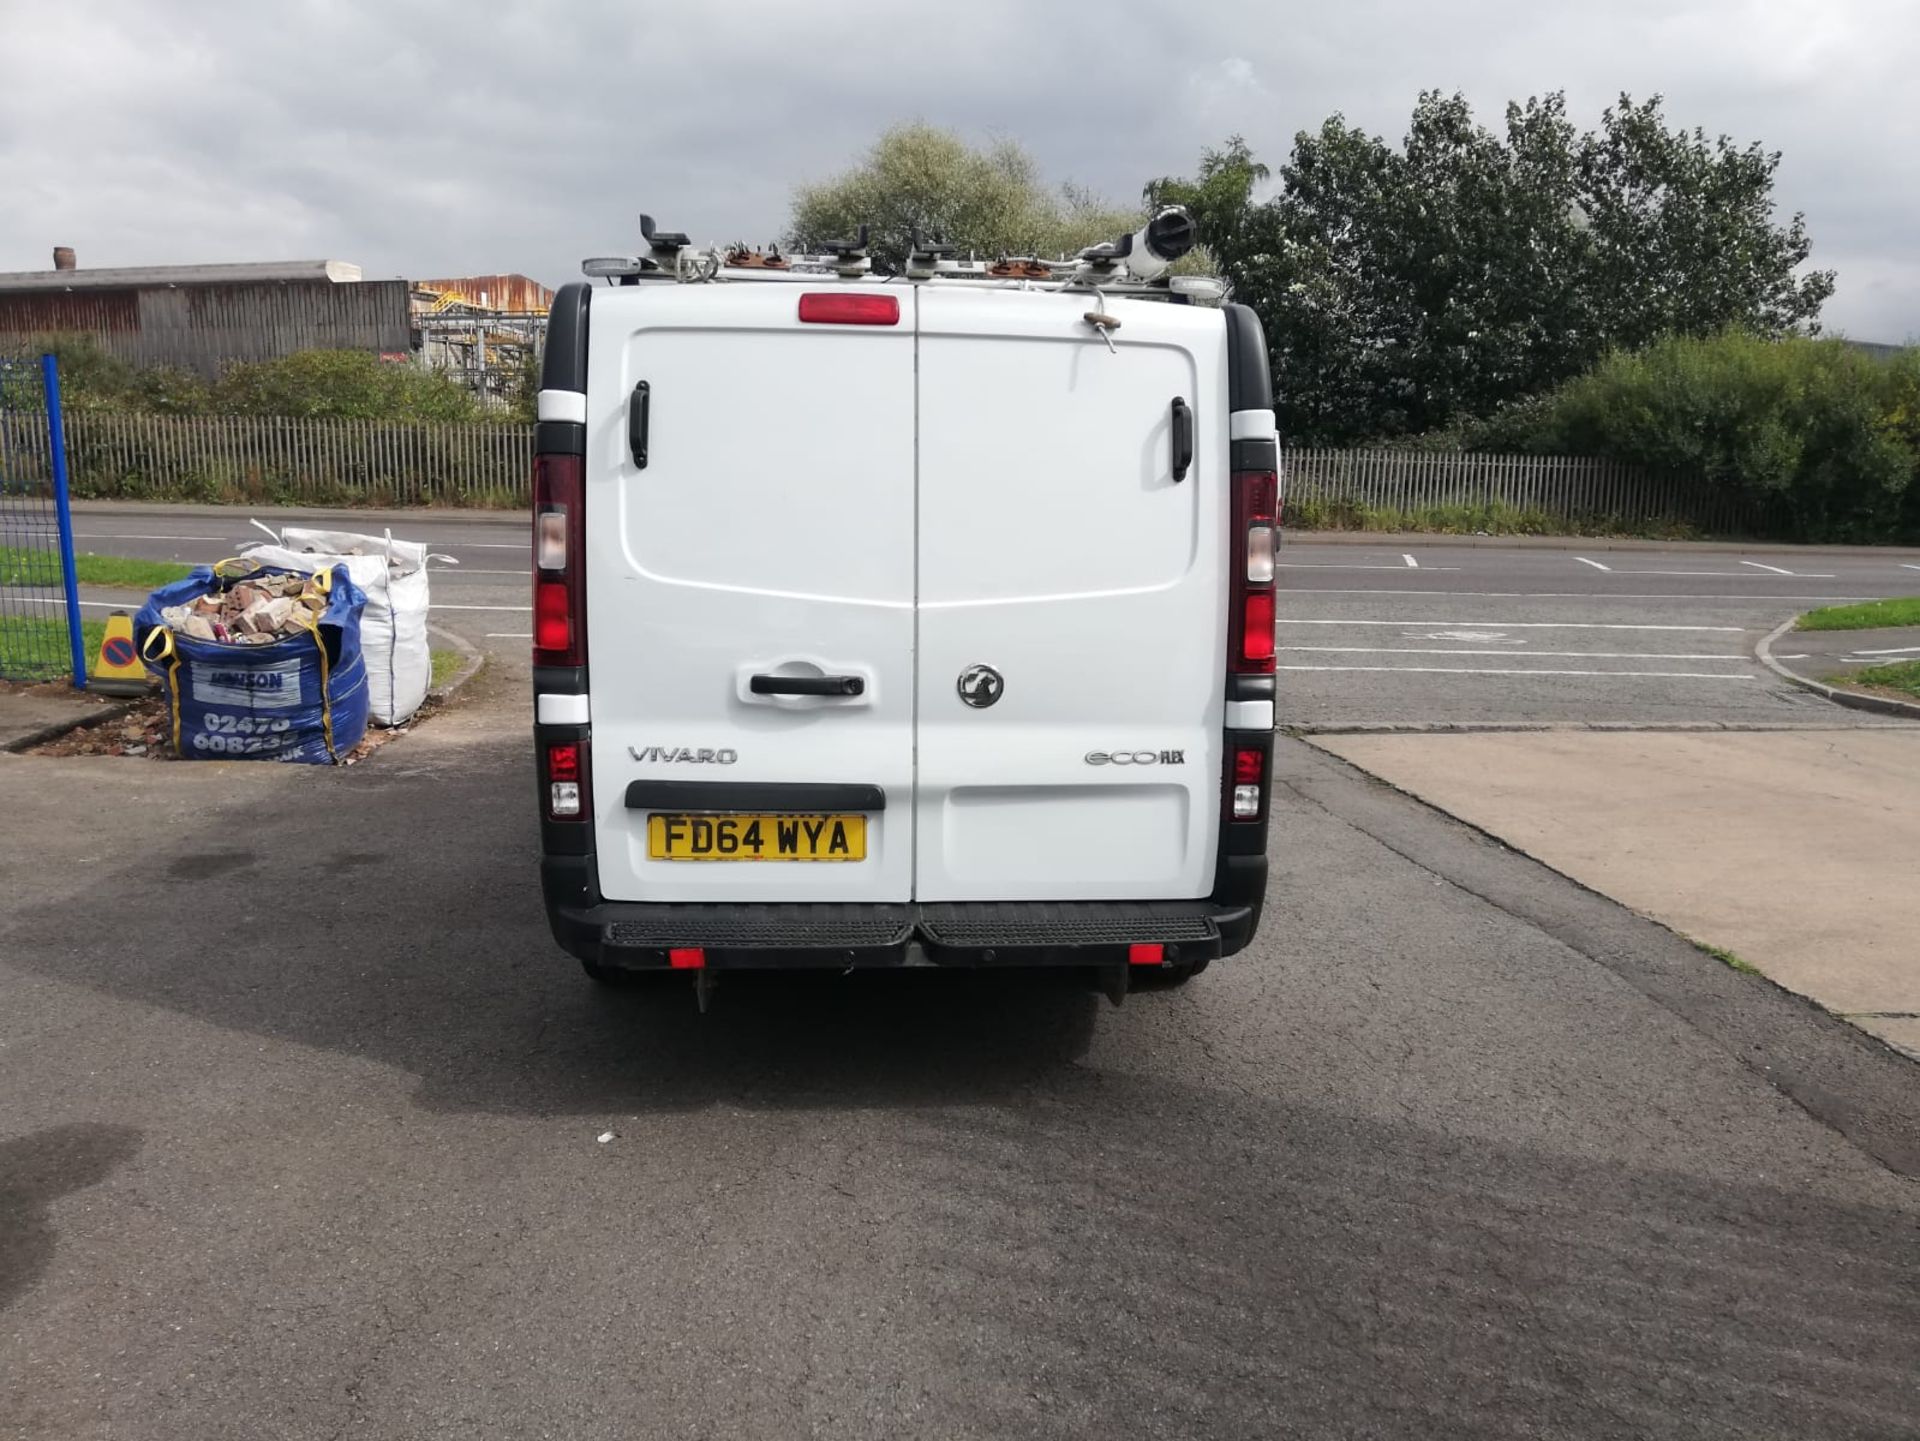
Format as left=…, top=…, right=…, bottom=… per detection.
left=3, top=682, right=1918, bottom=1437
left=1313, top=728, right=1920, bottom=1060
left=0, top=683, right=124, bottom=751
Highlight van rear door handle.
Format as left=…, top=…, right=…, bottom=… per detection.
left=628, top=381, right=650, bottom=468
left=1170, top=396, right=1193, bottom=482
left=750, top=673, right=865, bottom=697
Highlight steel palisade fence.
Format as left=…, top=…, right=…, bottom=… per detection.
left=2, top=411, right=1755, bottom=533
left=1281, top=448, right=1757, bottom=534
left=52, top=413, right=533, bottom=509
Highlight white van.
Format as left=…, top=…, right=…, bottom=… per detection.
left=532, top=213, right=1276, bottom=996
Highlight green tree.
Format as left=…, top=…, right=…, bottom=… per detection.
left=790, top=123, right=1144, bottom=272
left=1143, top=136, right=1269, bottom=266
left=1161, top=94, right=1836, bottom=443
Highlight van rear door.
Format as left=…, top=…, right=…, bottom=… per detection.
left=913, top=290, right=1229, bottom=902
left=584, top=284, right=916, bottom=904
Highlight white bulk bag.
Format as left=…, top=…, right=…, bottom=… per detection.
left=240, top=524, right=448, bottom=726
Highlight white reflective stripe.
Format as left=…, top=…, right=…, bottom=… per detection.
left=537, top=693, right=590, bottom=725
left=1230, top=409, right=1278, bottom=442
left=537, top=389, right=587, bottom=424
left=1226, top=699, right=1274, bottom=730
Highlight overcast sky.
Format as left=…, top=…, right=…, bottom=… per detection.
left=2, top=0, right=1915, bottom=341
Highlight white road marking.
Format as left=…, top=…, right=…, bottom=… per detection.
left=1902, top=564, right=1920, bottom=572
left=1276, top=562, right=1460, bottom=572
left=1739, top=560, right=1795, bottom=575
left=1573, top=557, right=1611, bottom=571
left=1843, top=645, right=1920, bottom=657
left=447, top=542, right=527, bottom=550
left=1277, top=618, right=1745, bottom=632
left=1275, top=665, right=1757, bottom=680
left=1284, top=588, right=1880, bottom=601
left=432, top=603, right=532, bottom=612
left=1405, top=630, right=1521, bottom=643
left=434, top=568, right=529, bottom=576
left=485, top=632, right=533, bottom=639
left=1402, top=554, right=1418, bottom=568
left=1278, top=646, right=1747, bottom=660
left=1603, top=568, right=1835, bottom=578
left=74, top=532, right=228, bottom=542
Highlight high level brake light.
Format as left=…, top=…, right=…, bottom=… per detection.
left=1228, top=470, right=1279, bottom=674
left=797, top=293, right=899, bottom=325
left=532, top=454, right=586, bottom=668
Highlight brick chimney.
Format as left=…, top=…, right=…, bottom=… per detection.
left=52, top=246, right=76, bottom=271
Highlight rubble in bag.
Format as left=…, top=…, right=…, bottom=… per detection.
left=156, top=573, right=326, bottom=645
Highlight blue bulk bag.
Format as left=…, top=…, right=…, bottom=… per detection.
left=134, top=562, right=370, bottom=764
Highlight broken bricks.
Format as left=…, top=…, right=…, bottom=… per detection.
left=157, top=571, right=325, bottom=645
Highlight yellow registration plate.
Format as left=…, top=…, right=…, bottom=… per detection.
left=647, top=813, right=866, bottom=862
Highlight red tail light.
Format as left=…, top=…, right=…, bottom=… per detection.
left=798, top=293, right=899, bottom=325
left=532, top=453, right=586, bottom=668
left=669, top=948, right=707, bottom=970
left=1228, top=469, right=1279, bottom=674
left=1231, top=745, right=1266, bottom=822
left=544, top=738, right=590, bottom=822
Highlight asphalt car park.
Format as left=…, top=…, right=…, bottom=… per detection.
left=4, top=507, right=1918, bottom=1438
left=1273, top=539, right=1919, bottom=728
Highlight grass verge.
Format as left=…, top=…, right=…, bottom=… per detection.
left=0, top=616, right=107, bottom=680
left=1284, top=497, right=1704, bottom=541
left=1827, top=659, right=1920, bottom=701
left=1797, top=596, right=1920, bottom=631
left=0, top=545, right=192, bottom=589
left=1692, top=940, right=1760, bottom=976
left=429, top=648, right=465, bottom=691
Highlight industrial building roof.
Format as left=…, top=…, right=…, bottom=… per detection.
left=0, top=260, right=364, bottom=291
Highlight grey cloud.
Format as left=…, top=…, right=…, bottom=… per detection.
left=1, top=0, right=1912, bottom=340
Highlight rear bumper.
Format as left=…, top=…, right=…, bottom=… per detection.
left=541, top=856, right=1265, bottom=972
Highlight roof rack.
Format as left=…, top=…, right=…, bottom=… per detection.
left=579, top=207, right=1226, bottom=302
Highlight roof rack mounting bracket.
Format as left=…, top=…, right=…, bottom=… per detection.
left=639, top=213, right=690, bottom=259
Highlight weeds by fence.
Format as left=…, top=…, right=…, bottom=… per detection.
left=1, top=411, right=1757, bottom=534
left=1281, top=449, right=1754, bottom=535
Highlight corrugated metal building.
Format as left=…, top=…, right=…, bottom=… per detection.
left=0, top=254, right=412, bottom=377
left=411, top=274, right=553, bottom=315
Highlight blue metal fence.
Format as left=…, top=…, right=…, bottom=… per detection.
left=0, top=356, right=85, bottom=685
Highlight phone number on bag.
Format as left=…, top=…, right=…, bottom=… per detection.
left=192, top=714, right=296, bottom=754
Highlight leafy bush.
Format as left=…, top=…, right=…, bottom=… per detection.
left=5, top=335, right=495, bottom=424
left=5, top=335, right=212, bottom=414
left=1472, top=332, right=1920, bottom=542
left=1285, top=495, right=1701, bottom=540
left=212, top=349, right=484, bottom=422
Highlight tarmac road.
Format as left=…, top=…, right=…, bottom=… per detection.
left=20, top=504, right=1920, bottom=726
left=1, top=668, right=1916, bottom=1439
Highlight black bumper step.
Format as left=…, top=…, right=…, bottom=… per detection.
left=918, top=901, right=1218, bottom=948
left=565, top=896, right=1233, bottom=971
left=604, top=903, right=913, bottom=954
left=916, top=902, right=1219, bottom=964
